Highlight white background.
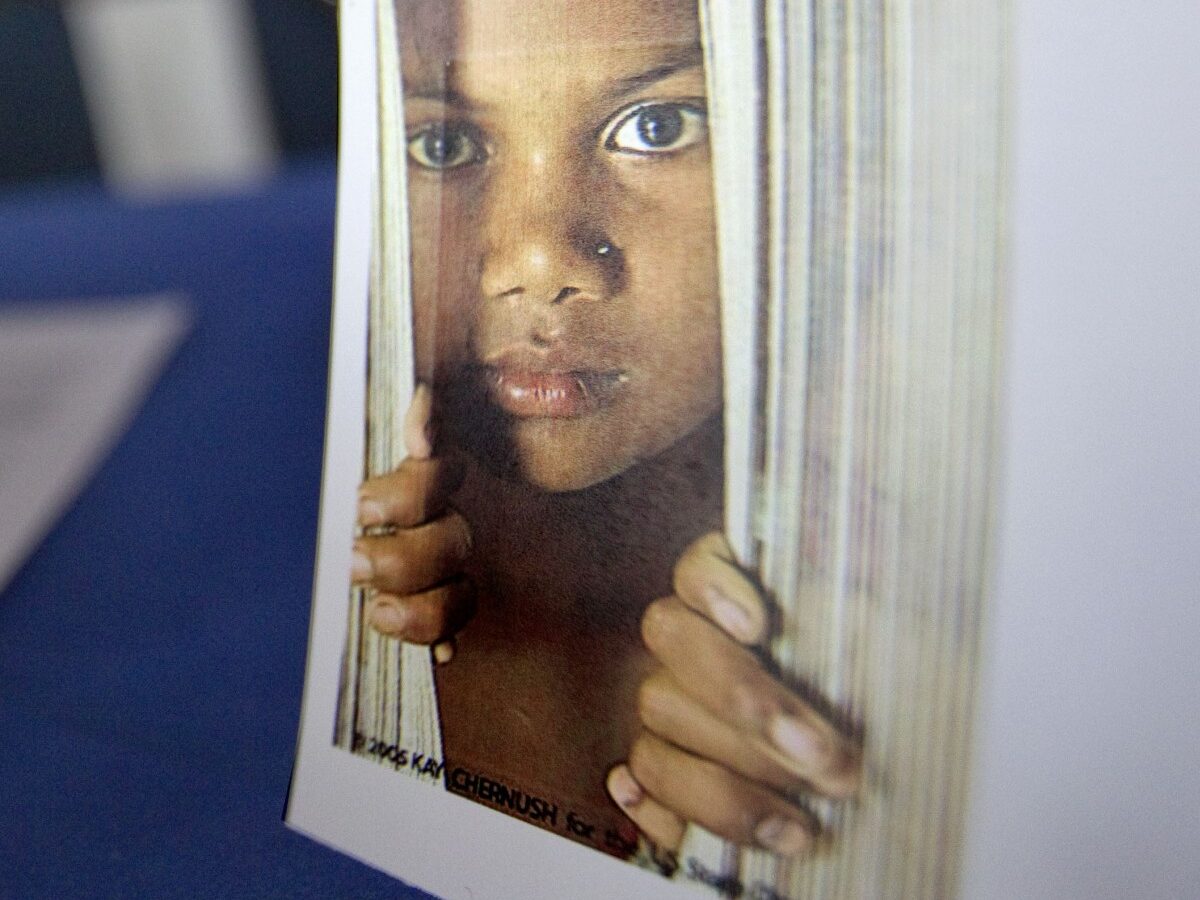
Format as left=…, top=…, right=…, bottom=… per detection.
left=63, top=0, right=277, bottom=194
left=962, top=2, right=1200, bottom=898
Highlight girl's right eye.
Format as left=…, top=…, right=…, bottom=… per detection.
left=406, top=123, right=483, bottom=170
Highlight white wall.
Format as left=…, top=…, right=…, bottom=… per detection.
left=63, top=0, right=277, bottom=195
left=962, top=2, right=1200, bottom=898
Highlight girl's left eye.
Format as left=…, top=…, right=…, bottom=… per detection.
left=602, top=102, right=708, bottom=155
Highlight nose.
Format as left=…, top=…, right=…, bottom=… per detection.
left=479, top=151, right=621, bottom=305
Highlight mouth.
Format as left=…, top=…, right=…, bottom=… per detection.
left=483, top=366, right=627, bottom=419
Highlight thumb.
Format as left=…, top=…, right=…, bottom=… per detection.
left=403, top=382, right=436, bottom=460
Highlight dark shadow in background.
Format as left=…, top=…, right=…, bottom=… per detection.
left=0, top=0, right=338, bottom=188
left=250, top=0, right=338, bottom=158
left=0, top=3, right=99, bottom=186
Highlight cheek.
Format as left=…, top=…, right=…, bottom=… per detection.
left=612, top=156, right=720, bottom=313
left=612, top=173, right=723, bottom=418
left=635, top=285, right=723, bottom=421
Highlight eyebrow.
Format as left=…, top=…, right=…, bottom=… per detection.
left=403, top=82, right=479, bottom=109
left=403, top=45, right=705, bottom=110
left=604, top=46, right=706, bottom=101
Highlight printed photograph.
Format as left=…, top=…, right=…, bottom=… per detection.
left=312, top=0, right=1008, bottom=896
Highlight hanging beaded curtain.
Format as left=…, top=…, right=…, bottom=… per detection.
left=692, top=0, right=1008, bottom=897
left=334, top=0, right=442, bottom=766
left=336, top=1, right=1007, bottom=896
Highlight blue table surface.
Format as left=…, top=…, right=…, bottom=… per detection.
left=0, top=164, right=429, bottom=899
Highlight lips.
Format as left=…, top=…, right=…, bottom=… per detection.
left=484, top=366, right=625, bottom=418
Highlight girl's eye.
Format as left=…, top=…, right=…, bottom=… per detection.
left=603, top=102, right=707, bottom=155
left=407, top=123, right=483, bottom=170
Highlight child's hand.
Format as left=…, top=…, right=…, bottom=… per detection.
left=352, top=385, right=475, bottom=660
left=607, top=532, right=862, bottom=858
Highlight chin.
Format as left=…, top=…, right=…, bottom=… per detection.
left=508, top=421, right=634, bottom=494
left=513, top=447, right=627, bottom=494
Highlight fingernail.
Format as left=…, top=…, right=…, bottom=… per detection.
left=433, top=642, right=455, bottom=665
left=411, top=426, right=432, bottom=460
left=351, top=550, right=372, bottom=583
left=607, top=766, right=643, bottom=810
left=405, top=384, right=434, bottom=459
left=755, top=816, right=812, bottom=856
left=358, top=497, right=385, bottom=526
left=708, top=587, right=756, bottom=642
left=769, top=714, right=830, bottom=768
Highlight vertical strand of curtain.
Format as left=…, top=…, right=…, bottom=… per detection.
left=689, top=0, right=767, bottom=881
left=701, top=0, right=765, bottom=563
left=705, top=1, right=1006, bottom=898
left=337, top=0, right=443, bottom=768
left=377, top=0, right=443, bottom=763
left=740, top=0, right=812, bottom=893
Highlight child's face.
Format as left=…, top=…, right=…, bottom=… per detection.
left=403, top=0, right=722, bottom=491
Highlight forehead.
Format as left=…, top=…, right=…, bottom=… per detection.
left=399, top=0, right=701, bottom=92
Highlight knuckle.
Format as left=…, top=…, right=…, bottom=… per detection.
left=697, top=530, right=732, bottom=560
left=627, top=735, right=666, bottom=799
left=395, top=492, right=424, bottom=527
left=445, top=511, right=473, bottom=559
left=672, top=532, right=732, bottom=606
left=640, top=598, right=682, bottom=655
left=635, top=675, right=672, bottom=731
left=365, top=594, right=407, bottom=638
left=403, top=606, right=447, bottom=645
left=373, top=546, right=409, bottom=587
left=820, top=745, right=864, bottom=798
left=682, top=531, right=726, bottom=566
left=410, top=581, right=477, bottom=644
left=703, top=778, right=761, bottom=842
left=727, top=669, right=776, bottom=726
left=670, top=562, right=699, bottom=605
left=672, top=535, right=709, bottom=586
left=395, top=462, right=433, bottom=523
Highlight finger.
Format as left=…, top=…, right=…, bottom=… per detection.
left=629, top=732, right=816, bottom=857
left=637, top=670, right=803, bottom=794
left=366, top=579, right=476, bottom=645
left=358, top=455, right=465, bottom=529
left=404, top=383, right=435, bottom=459
left=606, top=764, right=685, bottom=852
left=354, top=511, right=472, bottom=596
left=673, top=531, right=766, bottom=645
left=642, top=597, right=861, bottom=799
